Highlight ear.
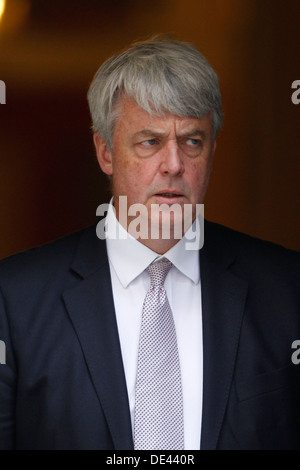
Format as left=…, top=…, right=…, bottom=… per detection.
left=93, top=133, right=113, bottom=176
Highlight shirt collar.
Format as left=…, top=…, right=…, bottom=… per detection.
left=105, top=200, right=200, bottom=288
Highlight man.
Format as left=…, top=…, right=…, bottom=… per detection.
left=0, top=38, right=299, bottom=450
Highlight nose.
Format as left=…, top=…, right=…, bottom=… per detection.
left=159, top=141, right=184, bottom=176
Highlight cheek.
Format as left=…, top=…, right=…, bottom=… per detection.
left=118, top=155, right=155, bottom=183
left=187, top=160, right=206, bottom=182
left=186, top=160, right=211, bottom=196
left=113, top=154, right=153, bottom=196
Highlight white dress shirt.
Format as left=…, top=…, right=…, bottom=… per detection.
left=105, top=203, right=203, bottom=450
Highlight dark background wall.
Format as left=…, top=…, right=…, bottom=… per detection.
left=0, top=0, right=299, bottom=259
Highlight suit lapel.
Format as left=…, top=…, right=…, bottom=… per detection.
left=200, top=223, right=248, bottom=449
left=62, top=227, right=133, bottom=450
left=61, top=221, right=248, bottom=450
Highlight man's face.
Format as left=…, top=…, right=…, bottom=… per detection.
left=94, top=95, right=216, bottom=237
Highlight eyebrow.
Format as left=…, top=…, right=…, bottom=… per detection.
left=179, top=129, right=207, bottom=140
left=133, top=128, right=207, bottom=140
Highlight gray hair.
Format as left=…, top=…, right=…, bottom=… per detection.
left=87, top=38, right=223, bottom=149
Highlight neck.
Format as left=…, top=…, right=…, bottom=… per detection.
left=113, top=198, right=197, bottom=254
left=132, top=235, right=180, bottom=255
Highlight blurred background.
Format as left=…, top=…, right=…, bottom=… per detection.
left=0, top=0, right=299, bottom=259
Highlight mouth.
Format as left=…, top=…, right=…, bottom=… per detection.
left=153, top=191, right=185, bottom=202
left=156, top=192, right=183, bottom=197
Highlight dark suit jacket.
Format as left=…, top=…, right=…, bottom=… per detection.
left=0, top=220, right=299, bottom=450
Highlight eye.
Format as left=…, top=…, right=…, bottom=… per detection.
left=186, top=138, right=201, bottom=146
left=141, top=139, right=158, bottom=146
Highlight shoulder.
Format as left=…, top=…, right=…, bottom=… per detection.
left=0, top=224, right=105, bottom=288
left=204, top=219, right=299, bottom=259
left=204, top=220, right=299, bottom=285
left=0, top=229, right=81, bottom=274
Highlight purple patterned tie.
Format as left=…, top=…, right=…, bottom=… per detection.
left=134, top=259, right=184, bottom=450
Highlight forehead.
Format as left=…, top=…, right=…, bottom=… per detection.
left=113, top=95, right=213, bottom=139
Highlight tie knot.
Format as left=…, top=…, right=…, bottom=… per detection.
left=147, top=259, right=173, bottom=287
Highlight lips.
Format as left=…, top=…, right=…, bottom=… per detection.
left=154, top=190, right=184, bottom=198
left=156, top=192, right=183, bottom=197
left=152, top=190, right=185, bottom=204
